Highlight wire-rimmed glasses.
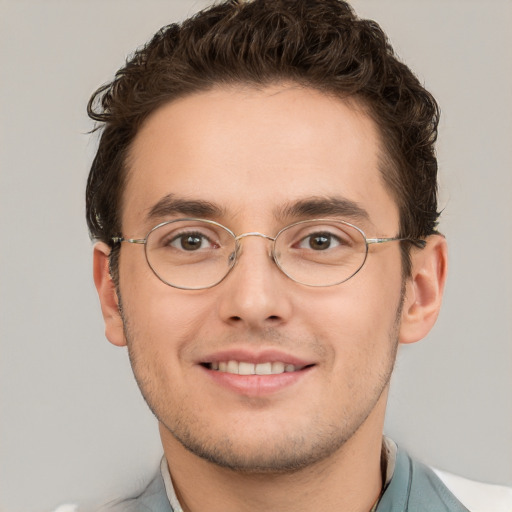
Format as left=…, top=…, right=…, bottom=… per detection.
left=112, top=218, right=425, bottom=290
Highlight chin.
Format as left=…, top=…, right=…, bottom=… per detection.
left=159, top=409, right=363, bottom=474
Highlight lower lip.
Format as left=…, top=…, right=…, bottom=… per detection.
left=200, top=365, right=314, bottom=396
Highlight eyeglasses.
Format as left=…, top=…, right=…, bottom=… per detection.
left=112, top=218, right=425, bottom=290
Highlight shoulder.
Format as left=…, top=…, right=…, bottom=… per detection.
left=379, top=448, right=469, bottom=511
left=95, top=469, right=172, bottom=512
left=60, top=468, right=172, bottom=512
left=51, top=458, right=176, bottom=512
left=433, top=468, right=512, bottom=512
left=379, top=442, right=512, bottom=512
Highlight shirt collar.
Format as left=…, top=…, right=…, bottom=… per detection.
left=161, top=456, right=184, bottom=512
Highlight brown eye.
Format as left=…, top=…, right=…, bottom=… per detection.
left=297, top=232, right=341, bottom=251
left=308, top=234, right=332, bottom=250
left=170, top=232, right=211, bottom=251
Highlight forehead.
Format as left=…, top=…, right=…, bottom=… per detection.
left=123, top=85, right=398, bottom=232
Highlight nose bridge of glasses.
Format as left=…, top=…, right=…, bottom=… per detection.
left=233, top=232, right=277, bottom=263
left=235, top=232, right=276, bottom=243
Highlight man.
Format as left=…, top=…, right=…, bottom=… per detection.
left=86, top=0, right=511, bottom=510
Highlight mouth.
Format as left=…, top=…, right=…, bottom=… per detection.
left=197, top=349, right=316, bottom=395
left=201, top=361, right=312, bottom=375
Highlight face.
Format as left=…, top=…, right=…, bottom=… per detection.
left=113, top=85, right=407, bottom=472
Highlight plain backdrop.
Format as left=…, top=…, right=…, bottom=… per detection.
left=1, top=1, right=511, bottom=511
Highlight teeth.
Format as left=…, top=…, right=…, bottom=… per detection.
left=209, top=360, right=301, bottom=375
left=271, top=362, right=284, bottom=374
left=255, top=362, right=272, bottom=375
left=239, top=362, right=255, bottom=375
left=227, top=360, right=238, bottom=374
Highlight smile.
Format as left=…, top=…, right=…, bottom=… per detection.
left=206, top=361, right=306, bottom=375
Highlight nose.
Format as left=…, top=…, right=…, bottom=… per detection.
left=216, top=234, right=293, bottom=328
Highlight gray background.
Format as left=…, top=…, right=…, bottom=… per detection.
left=1, top=1, right=511, bottom=511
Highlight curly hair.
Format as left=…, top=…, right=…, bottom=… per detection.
left=87, top=0, right=440, bottom=280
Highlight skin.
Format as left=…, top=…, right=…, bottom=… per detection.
left=94, top=84, right=447, bottom=512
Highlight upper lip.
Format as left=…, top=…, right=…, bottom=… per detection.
left=198, top=348, right=316, bottom=367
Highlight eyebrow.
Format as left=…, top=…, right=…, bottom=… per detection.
left=145, top=194, right=370, bottom=226
left=275, top=196, right=370, bottom=223
left=146, top=194, right=225, bottom=222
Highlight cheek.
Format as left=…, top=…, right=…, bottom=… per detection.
left=124, top=289, right=213, bottom=351
left=120, top=284, right=219, bottom=409
left=296, top=267, right=402, bottom=366
left=119, top=253, right=214, bottom=356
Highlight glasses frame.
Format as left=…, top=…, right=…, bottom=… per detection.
left=112, top=218, right=426, bottom=290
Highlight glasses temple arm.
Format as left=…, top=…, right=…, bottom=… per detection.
left=111, top=237, right=146, bottom=244
left=366, top=237, right=427, bottom=248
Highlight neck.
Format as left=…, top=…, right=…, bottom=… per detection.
left=160, top=396, right=387, bottom=512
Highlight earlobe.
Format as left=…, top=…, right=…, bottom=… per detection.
left=93, top=242, right=127, bottom=347
left=399, top=235, right=448, bottom=344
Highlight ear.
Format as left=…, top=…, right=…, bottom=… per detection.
left=399, top=235, right=448, bottom=344
left=93, top=242, right=127, bottom=347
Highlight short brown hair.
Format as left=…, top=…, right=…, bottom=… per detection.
left=87, top=0, right=440, bottom=279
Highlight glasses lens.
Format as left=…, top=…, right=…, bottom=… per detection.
left=274, top=220, right=368, bottom=286
left=145, top=219, right=236, bottom=289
